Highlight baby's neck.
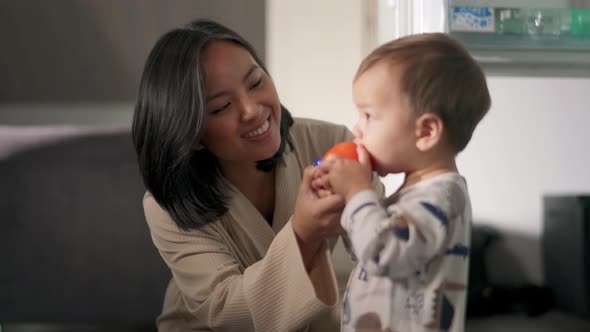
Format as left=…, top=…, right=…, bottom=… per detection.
left=401, top=158, right=458, bottom=190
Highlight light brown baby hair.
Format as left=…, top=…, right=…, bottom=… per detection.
left=356, top=33, right=491, bottom=153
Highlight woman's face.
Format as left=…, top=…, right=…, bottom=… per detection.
left=199, top=41, right=282, bottom=169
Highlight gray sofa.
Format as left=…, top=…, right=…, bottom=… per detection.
left=0, top=126, right=170, bottom=332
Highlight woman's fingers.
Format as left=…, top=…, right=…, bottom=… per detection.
left=316, top=192, right=344, bottom=213
left=311, top=166, right=328, bottom=191
left=312, top=173, right=330, bottom=190
left=294, top=166, right=346, bottom=241
left=316, top=188, right=334, bottom=198
left=302, top=165, right=315, bottom=184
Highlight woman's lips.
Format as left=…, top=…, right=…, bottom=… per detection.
left=243, top=118, right=270, bottom=139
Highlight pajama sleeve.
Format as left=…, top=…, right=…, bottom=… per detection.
left=340, top=190, right=450, bottom=279
left=341, top=174, right=386, bottom=264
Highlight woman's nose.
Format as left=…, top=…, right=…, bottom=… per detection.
left=239, top=96, right=260, bottom=121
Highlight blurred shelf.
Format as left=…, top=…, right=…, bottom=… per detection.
left=450, top=0, right=571, bottom=9
left=447, top=0, right=590, bottom=66
left=451, top=32, right=590, bottom=66
left=451, top=32, right=590, bottom=51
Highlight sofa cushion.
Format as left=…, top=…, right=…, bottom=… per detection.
left=0, top=126, right=170, bottom=328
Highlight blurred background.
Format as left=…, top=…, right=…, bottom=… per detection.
left=1, top=0, right=590, bottom=330
left=0, top=0, right=265, bottom=124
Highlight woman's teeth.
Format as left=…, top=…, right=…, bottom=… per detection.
left=244, top=120, right=269, bottom=138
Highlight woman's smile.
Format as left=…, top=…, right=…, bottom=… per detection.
left=242, top=117, right=272, bottom=141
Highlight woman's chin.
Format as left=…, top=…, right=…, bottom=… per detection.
left=261, top=139, right=282, bottom=160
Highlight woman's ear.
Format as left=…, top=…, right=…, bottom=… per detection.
left=415, top=113, right=444, bottom=152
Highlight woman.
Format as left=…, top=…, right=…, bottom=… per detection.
left=132, top=19, right=380, bottom=331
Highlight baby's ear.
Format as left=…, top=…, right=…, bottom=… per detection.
left=415, top=113, right=444, bottom=152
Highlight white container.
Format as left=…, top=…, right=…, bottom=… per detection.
left=450, top=6, right=496, bottom=32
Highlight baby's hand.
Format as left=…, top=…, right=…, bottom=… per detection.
left=311, top=167, right=335, bottom=198
left=313, top=151, right=373, bottom=202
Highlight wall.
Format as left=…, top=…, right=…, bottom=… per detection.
left=267, top=0, right=590, bottom=285
left=0, top=0, right=265, bottom=124
left=460, top=75, right=590, bottom=284
left=266, top=0, right=369, bottom=279
left=266, top=0, right=365, bottom=129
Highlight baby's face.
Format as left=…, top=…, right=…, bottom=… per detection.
left=352, top=61, right=419, bottom=176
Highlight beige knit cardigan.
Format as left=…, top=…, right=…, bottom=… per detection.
left=143, top=118, right=358, bottom=331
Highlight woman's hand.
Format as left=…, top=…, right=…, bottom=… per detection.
left=292, top=166, right=346, bottom=271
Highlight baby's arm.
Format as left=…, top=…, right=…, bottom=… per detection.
left=341, top=190, right=449, bottom=279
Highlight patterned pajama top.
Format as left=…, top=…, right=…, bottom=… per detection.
left=341, top=173, right=471, bottom=332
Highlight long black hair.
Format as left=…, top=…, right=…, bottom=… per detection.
left=132, top=19, right=293, bottom=230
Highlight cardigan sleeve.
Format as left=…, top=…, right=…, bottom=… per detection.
left=144, top=194, right=339, bottom=332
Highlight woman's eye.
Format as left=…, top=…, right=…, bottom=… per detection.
left=250, top=77, right=262, bottom=89
left=211, top=102, right=230, bottom=114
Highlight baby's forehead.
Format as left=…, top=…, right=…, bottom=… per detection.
left=354, top=62, right=406, bottom=94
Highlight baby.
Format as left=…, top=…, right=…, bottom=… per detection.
left=313, top=33, right=491, bottom=332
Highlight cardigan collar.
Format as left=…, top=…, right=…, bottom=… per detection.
left=224, top=144, right=302, bottom=258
